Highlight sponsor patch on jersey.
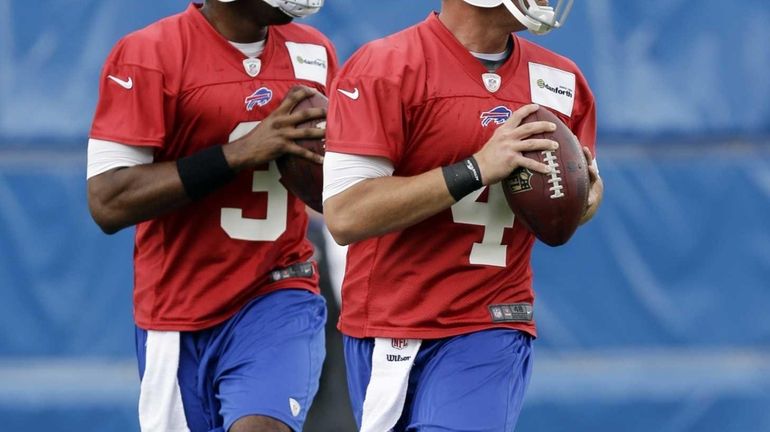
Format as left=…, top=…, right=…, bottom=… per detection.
left=285, top=42, right=328, bottom=86
left=488, top=303, right=534, bottom=323
left=529, top=62, right=576, bottom=117
left=245, top=87, right=273, bottom=111
left=480, top=105, right=512, bottom=127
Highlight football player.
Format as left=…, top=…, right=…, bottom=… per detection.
left=323, top=0, right=602, bottom=430
left=86, top=1, right=336, bottom=431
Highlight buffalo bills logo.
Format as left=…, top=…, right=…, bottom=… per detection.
left=245, top=87, right=273, bottom=111
left=391, top=339, right=408, bottom=350
left=480, top=106, right=512, bottom=127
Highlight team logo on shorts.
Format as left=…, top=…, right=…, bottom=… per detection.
left=245, top=87, right=273, bottom=111
left=391, top=338, right=408, bottom=350
left=289, top=398, right=301, bottom=417
left=480, top=106, right=512, bottom=127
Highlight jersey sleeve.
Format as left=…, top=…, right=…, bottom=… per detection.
left=326, top=48, right=406, bottom=164
left=90, top=37, right=171, bottom=148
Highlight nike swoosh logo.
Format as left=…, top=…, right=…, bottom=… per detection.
left=337, top=88, right=359, bottom=100
left=108, top=75, right=133, bottom=89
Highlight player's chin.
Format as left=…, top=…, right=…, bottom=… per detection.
left=269, top=10, right=295, bottom=25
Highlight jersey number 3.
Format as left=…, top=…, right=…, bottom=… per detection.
left=451, top=183, right=515, bottom=267
left=220, top=122, right=288, bottom=241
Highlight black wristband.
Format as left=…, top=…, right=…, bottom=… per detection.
left=442, top=156, right=484, bottom=201
left=176, top=145, right=237, bottom=201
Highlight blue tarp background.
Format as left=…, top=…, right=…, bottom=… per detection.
left=1, top=1, right=769, bottom=431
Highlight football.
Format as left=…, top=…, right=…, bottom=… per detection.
left=502, top=108, right=589, bottom=247
left=276, top=90, right=328, bottom=213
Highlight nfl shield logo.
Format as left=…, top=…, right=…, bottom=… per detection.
left=391, top=338, right=408, bottom=350
left=482, top=73, right=502, bottom=93
left=506, top=167, right=534, bottom=194
left=243, top=58, right=262, bottom=77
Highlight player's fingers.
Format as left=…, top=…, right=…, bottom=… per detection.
left=514, top=154, right=552, bottom=175
left=587, top=163, right=599, bottom=182
left=282, top=142, right=324, bottom=164
left=283, top=126, right=326, bottom=141
left=510, top=121, right=556, bottom=139
left=274, top=86, right=316, bottom=114
left=274, top=107, right=327, bottom=128
left=506, top=103, right=541, bottom=128
left=514, top=138, right=559, bottom=153
left=586, top=184, right=597, bottom=207
left=582, top=146, right=594, bottom=162
left=583, top=147, right=599, bottom=182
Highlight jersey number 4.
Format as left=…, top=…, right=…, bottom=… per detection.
left=451, top=183, right=515, bottom=267
left=220, top=122, right=288, bottom=241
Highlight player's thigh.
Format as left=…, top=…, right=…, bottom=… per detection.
left=216, top=289, right=327, bottom=432
left=408, top=329, right=533, bottom=432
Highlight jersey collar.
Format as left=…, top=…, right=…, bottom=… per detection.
left=187, top=3, right=278, bottom=77
left=423, top=12, right=523, bottom=93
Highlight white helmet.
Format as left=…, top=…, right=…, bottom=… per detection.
left=463, top=0, right=573, bottom=35
left=218, top=0, right=323, bottom=18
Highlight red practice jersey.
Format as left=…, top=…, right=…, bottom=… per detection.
left=327, top=13, right=596, bottom=339
left=90, top=4, right=338, bottom=331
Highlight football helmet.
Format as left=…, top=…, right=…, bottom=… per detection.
left=218, top=0, right=323, bottom=18
left=463, top=0, right=573, bottom=35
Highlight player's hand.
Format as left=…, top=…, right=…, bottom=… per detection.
left=473, top=104, right=559, bottom=186
left=225, top=86, right=326, bottom=170
left=580, top=146, right=603, bottom=225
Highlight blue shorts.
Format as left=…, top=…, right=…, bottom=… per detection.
left=344, top=329, right=533, bottom=432
left=135, top=289, right=326, bottom=432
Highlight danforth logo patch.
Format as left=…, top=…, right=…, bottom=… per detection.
left=529, top=62, right=576, bottom=117
left=286, top=42, right=328, bottom=86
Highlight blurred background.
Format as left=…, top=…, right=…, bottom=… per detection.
left=1, top=0, right=769, bottom=431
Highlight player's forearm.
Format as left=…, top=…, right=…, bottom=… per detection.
left=324, top=168, right=455, bottom=245
left=87, top=162, right=190, bottom=234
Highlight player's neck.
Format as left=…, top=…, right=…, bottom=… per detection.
left=438, top=8, right=519, bottom=54
left=200, top=3, right=269, bottom=43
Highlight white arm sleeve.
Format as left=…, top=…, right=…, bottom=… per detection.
left=86, top=139, right=155, bottom=179
left=322, top=152, right=395, bottom=203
